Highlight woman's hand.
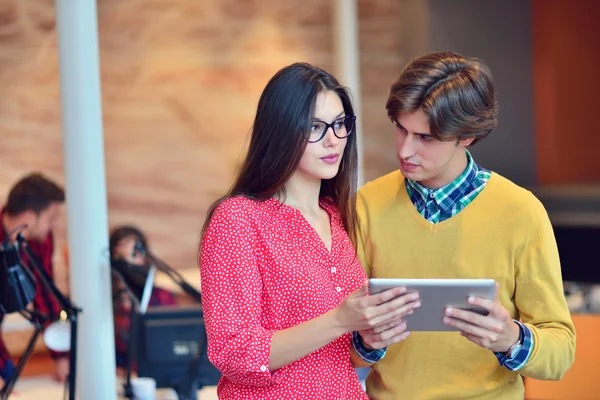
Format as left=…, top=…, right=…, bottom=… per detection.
left=334, top=281, right=421, bottom=334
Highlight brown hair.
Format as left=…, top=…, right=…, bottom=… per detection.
left=5, top=173, right=65, bottom=216
left=386, top=51, right=498, bottom=145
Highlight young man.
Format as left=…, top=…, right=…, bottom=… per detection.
left=352, top=52, right=575, bottom=399
left=0, top=173, right=69, bottom=384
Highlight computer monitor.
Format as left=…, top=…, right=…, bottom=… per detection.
left=133, top=305, right=221, bottom=397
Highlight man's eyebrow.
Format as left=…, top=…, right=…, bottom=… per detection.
left=395, top=120, right=431, bottom=136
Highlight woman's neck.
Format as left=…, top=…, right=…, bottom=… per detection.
left=279, top=173, right=322, bottom=215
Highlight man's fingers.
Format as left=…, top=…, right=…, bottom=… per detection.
left=372, top=300, right=420, bottom=327
left=462, top=332, right=492, bottom=349
left=383, top=330, right=410, bottom=347
left=378, top=321, right=407, bottom=341
left=372, top=317, right=404, bottom=334
left=445, top=307, right=503, bottom=332
left=443, top=316, right=497, bottom=344
left=363, top=324, right=411, bottom=349
left=466, top=296, right=497, bottom=315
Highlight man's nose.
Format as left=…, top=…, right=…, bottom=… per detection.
left=397, top=134, right=415, bottom=159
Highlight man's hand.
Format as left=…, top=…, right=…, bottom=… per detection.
left=54, top=357, right=69, bottom=383
left=442, top=283, right=520, bottom=353
left=358, top=315, right=411, bottom=350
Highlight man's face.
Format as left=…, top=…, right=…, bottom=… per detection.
left=27, top=202, right=62, bottom=240
left=394, top=109, right=474, bottom=189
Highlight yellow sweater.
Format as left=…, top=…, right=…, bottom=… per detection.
left=357, top=171, right=576, bottom=400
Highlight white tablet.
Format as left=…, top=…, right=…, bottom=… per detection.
left=369, top=278, right=496, bottom=332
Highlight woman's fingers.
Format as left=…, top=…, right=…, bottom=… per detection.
left=368, top=293, right=421, bottom=326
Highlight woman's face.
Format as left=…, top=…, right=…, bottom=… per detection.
left=294, top=90, right=349, bottom=182
left=113, top=235, right=146, bottom=265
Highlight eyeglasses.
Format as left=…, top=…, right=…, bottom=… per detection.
left=308, top=115, right=356, bottom=143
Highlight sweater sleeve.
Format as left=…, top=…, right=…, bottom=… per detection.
left=356, top=190, right=372, bottom=278
left=514, top=203, right=576, bottom=380
left=199, top=198, right=279, bottom=387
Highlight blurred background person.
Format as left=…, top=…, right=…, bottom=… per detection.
left=108, top=225, right=177, bottom=373
left=0, top=173, right=69, bottom=383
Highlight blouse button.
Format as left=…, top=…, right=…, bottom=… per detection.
left=331, top=267, right=337, bottom=273
left=260, top=365, right=267, bottom=372
left=336, top=286, right=342, bottom=292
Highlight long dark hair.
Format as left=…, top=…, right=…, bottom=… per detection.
left=199, top=62, right=359, bottom=246
left=109, top=225, right=148, bottom=260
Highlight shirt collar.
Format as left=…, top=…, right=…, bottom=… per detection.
left=406, top=150, right=479, bottom=212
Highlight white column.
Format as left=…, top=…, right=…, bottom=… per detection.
left=55, top=1, right=117, bottom=399
left=334, top=0, right=364, bottom=186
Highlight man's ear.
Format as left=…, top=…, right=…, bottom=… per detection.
left=21, top=210, right=37, bottom=223
left=459, top=137, right=475, bottom=148
left=18, top=210, right=37, bottom=236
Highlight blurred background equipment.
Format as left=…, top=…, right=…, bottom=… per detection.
left=0, top=231, right=81, bottom=400
left=110, top=245, right=220, bottom=400
left=133, top=306, right=220, bottom=400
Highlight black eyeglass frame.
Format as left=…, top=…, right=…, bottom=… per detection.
left=308, top=115, right=356, bottom=143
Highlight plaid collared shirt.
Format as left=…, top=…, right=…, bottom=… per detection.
left=353, top=151, right=534, bottom=371
left=405, top=150, right=491, bottom=223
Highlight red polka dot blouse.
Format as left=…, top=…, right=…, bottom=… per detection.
left=200, top=196, right=368, bottom=399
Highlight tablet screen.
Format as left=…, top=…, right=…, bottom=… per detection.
left=369, top=278, right=496, bottom=332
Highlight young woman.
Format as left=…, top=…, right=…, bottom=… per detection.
left=108, top=225, right=177, bottom=371
left=199, top=63, right=419, bottom=398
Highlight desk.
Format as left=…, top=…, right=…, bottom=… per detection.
left=12, top=376, right=218, bottom=400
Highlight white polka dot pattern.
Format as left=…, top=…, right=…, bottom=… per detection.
left=200, top=196, right=368, bottom=399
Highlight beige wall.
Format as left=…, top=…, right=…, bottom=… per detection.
left=0, top=0, right=413, bottom=290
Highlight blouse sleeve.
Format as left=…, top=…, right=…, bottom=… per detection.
left=199, top=198, right=279, bottom=387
